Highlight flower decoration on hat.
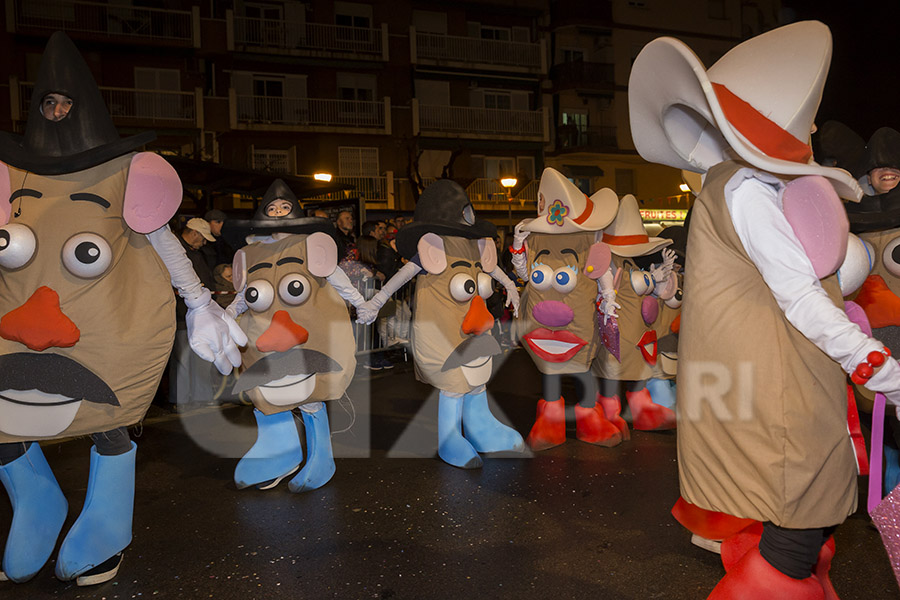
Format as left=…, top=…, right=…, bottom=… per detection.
left=547, top=199, right=569, bottom=227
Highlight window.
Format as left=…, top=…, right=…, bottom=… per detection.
left=562, top=48, right=585, bottom=63
left=245, top=2, right=284, bottom=46
left=485, top=157, right=516, bottom=180
left=252, top=148, right=291, bottom=174
left=337, top=73, right=376, bottom=102
left=253, top=77, right=284, bottom=122
left=339, top=147, right=380, bottom=177
left=484, top=91, right=512, bottom=111
left=480, top=26, right=511, bottom=41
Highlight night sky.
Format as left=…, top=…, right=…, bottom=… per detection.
left=783, top=0, right=900, bottom=140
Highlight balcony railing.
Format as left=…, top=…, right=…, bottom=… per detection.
left=414, top=30, right=542, bottom=70
left=550, top=61, right=616, bottom=89
left=18, top=82, right=196, bottom=124
left=418, top=104, right=543, bottom=139
left=233, top=17, right=383, bottom=57
left=309, top=176, right=390, bottom=202
left=235, top=95, right=385, bottom=129
left=466, top=179, right=538, bottom=205
left=11, top=0, right=193, bottom=43
left=556, top=125, right=617, bottom=150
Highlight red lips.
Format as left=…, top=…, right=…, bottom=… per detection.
left=523, top=328, right=587, bottom=362
left=638, top=330, right=658, bottom=366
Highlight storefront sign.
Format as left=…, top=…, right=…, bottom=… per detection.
left=640, top=209, right=688, bottom=221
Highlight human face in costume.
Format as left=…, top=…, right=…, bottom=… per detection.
left=869, top=167, right=900, bottom=195
left=41, top=93, right=72, bottom=122
left=265, top=199, right=293, bottom=218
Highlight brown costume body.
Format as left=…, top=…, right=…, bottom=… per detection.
left=0, top=154, right=174, bottom=443
left=678, top=161, right=855, bottom=527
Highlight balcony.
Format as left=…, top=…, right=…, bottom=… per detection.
left=411, top=28, right=545, bottom=75
left=555, top=125, right=618, bottom=152
left=15, top=81, right=199, bottom=127
left=229, top=13, right=387, bottom=61
left=414, top=102, right=548, bottom=142
left=466, top=179, right=538, bottom=206
left=9, top=0, right=196, bottom=46
left=232, top=93, right=391, bottom=135
left=550, top=61, right=616, bottom=91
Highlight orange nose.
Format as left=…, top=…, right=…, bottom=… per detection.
left=0, top=286, right=81, bottom=351
left=461, top=295, right=494, bottom=336
left=256, top=310, right=309, bottom=353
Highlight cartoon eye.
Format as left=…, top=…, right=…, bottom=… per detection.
left=665, top=287, right=683, bottom=309
left=0, top=223, right=36, bottom=270
left=530, top=264, right=553, bottom=291
left=477, top=272, right=493, bottom=299
left=552, top=267, right=578, bottom=294
left=630, top=270, right=655, bottom=296
left=883, top=237, right=900, bottom=278
left=278, top=273, right=311, bottom=306
left=61, top=233, right=111, bottom=278
left=449, top=272, right=477, bottom=302
left=245, top=279, right=274, bottom=312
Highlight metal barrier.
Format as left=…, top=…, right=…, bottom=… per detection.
left=351, top=274, right=413, bottom=362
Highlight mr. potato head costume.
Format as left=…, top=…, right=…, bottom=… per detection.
left=509, top=168, right=622, bottom=450
left=223, top=179, right=363, bottom=493
left=629, top=21, right=900, bottom=597
left=370, top=180, right=523, bottom=469
left=0, top=32, right=245, bottom=586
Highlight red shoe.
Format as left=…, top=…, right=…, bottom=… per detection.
left=597, top=393, right=630, bottom=440
left=671, top=497, right=758, bottom=543
left=626, top=387, right=676, bottom=431
left=574, top=404, right=623, bottom=447
left=721, top=522, right=764, bottom=572
left=816, top=538, right=840, bottom=600
left=708, top=548, right=825, bottom=600
left=525, top=398, right=566, bottom=451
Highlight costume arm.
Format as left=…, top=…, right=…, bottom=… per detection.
left=356, top=261, right=421, bottom=324
left=510, top=221, right=529, bottom=281
left=146, top=225, right=247, bottom=374
left=326, top=266, right=367, bottom=309
left=489, top=266, right=520, bottom=316
left=225, top=290, right=247, bottom=321
left=727, top=172, right=900, bottom=402
left=597, top=266, right=620, bottom=323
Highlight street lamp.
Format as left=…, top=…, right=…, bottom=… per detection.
left=501, top=177, right=517, bottom=230
left=313, top=172, right=333, bottom=182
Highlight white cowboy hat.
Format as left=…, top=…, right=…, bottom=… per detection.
left=522, top=167, right=619, bottom=234
left=628, top=20, right=862, bottom=201
left=603, top=194, right=672, bottom=257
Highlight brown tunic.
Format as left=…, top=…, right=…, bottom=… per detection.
left=678, top=160, right=856, bottom=528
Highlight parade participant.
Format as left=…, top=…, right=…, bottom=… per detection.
left=223, top=179, right=364, bottom=492
left=0, top=32, right=245, bottom=586
left=629, top=21, right=900, bottom=597
left=508, top=168, right=621, bottom=450
left=591, top=194, right=676, bottom=434
left=358, top=180, right=523, bottom=469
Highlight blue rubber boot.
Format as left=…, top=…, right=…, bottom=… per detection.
left=461, top=391, right=525, bottom=454
left=646, top=378, right=677, bottom=411
left=438, top=392, right=482, bottom=469
left=234, top=409, right=303, bottom=490
left=885, top=443, right=900, bottom=494
left=288, top=405, right=336, bottom=493
left=0, top=443, right=67, bottom=583
left=55, top=443, right=136, bottom=584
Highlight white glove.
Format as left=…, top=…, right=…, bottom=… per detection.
left=650, top=248, right=676, bottom=287
left=357, top=290, right=388, bottom=325
left=225, top=290, right=247, bottom=321
left=598, top=291, right=620, bottom=324
left=513, top=221, right=529, bottom=250
left=866, top=357, right=900, bottom=408
left=510, top=222, right=529, bottom=281
left=489, top=267, right=520, bottom=316
left=327, top=266, right=366, bottom=309
left=185, top=288, right=248, bottom=375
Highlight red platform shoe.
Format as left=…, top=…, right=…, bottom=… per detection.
left=721, top=522, right=764, bottom=571
left=574, top=404, right=623, bottom=447
left=671, top=498, right=758, bottom=554
left=816, top=538, right=839, bottom=600
left=525, top=398, right=566, bottom=451
left=708, top=548, right=825, bottom=600
left=597, top=393, right=630, bottom=440
left=626, top=387, right=676, bottom=431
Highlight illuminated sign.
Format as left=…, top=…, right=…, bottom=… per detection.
left=640, top=209, right=688, bottom=221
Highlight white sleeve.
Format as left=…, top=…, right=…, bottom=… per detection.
left=511, top=250, right=528, bottom=281
left=326, top=266, right=366, bottom=309
left=380, top=260, right=422, bottom=297
left=726, top=172, right=883, bottom=374
left=146, top=225, right=209, bottom=309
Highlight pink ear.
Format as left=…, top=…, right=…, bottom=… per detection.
left=478, top=238, right=497, bottom=272
left=306, top=231, right=338, bottom=277
left=584, top=242, right=611, bottom=280
left=0, top=163, right=10, bottom=226
left=123, top=152, right=183, bottom=233
left=418, top=232, right=447, bottom=274
left=232, top=250, right=247, bottom=292
left=782, top=175, right=849, bottom=279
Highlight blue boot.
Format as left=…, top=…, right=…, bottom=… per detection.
left=55, top=443, right=135, bottom=585
left=461, top=391, right=525, bottom=454
left=438, top=392, right=482, bottom=469
left=0, top=443, right=67, bottom=583
left=234, top=409, right=303, bottom=490
left=885, top=443, right=900, bottom=494
left=288, top=405, right=336, bottom=493
left=646, top=378, right=677, bottom=411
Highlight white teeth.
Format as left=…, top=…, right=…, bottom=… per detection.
left=0, top=390, right=82, bottom=437
left=530, top=339, right=577, bottom=355
left=259, top=373, right=317, bottom=406
left=461, top=356, right=492, bottom=386
left=643, top=343, right=656, bottom=355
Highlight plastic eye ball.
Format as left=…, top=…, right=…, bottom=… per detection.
left=0, top=223, right=36, bottom=270
left=477, top=272, right=493, bottom=299
left=530, top=265, right=553, bottom=291
left=245, top=279, right=274, bottom=312
left=278, top=274, right=311, bottom=306
left=883, top=237, right=900, bottom=277
left=552, top=267, right=578, bottom=294
left=449, top=272, right=477, bottom=302
left=631, top=270, right=655, bottom=296
left=665, top=288, right=683, bottom=309
left=61, top=233, right=111, bottom=278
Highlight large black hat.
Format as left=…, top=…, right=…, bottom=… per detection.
left=0, top=32, right=154, bottom=175
left=853, top=127, right=900, bottom=179
left=396, top=179, right=496, bottom=260
left=812, top=121, right=865, bottom=170
left=223, top=178, right=335, bottom=249
left=844, top=187, right=900, bottom=234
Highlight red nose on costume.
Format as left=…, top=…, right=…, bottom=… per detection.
left=0, top=286, right=81, bottom=351
left=461, top=295, right=494, bottom=336
left=256, top=310, right=309, bottom=353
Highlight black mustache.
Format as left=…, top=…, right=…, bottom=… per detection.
left=0, top=352, right=118, bottom=406
left=232, top=347, right=342, bottom=394
left=441, top=334, right=501, bottom=372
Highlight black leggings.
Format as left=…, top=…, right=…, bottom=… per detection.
left=543, top=373, right=599, bottom=407
left=0, top=427, right=131, bottom=465
left=759, top=522, right=836, bottom=579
